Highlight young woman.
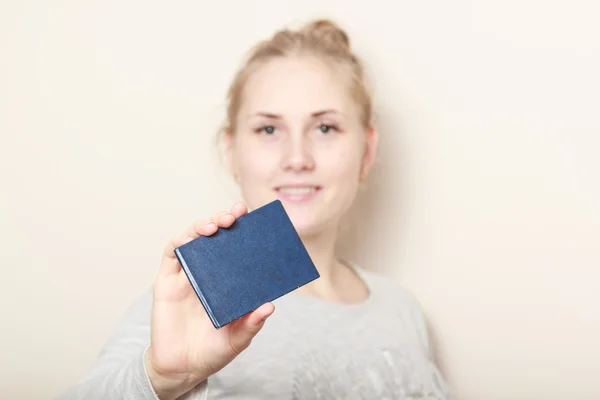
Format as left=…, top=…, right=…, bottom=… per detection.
left=59, top=19, right=452, bottom=400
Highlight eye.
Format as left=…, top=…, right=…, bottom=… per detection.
left=318, top=124, right=336, bottom=133
left=256, top=125, right=276, bottom=134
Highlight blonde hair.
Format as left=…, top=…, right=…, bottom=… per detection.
left=221, top=19, right=373, bottom=135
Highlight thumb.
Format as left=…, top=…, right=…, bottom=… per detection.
left=228, top=303, right=275, bottom=354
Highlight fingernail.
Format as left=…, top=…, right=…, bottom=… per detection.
left=184, top=236, right=193, bottom=243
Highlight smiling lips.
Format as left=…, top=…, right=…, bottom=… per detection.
left=275, top=185, right=322, bottom=202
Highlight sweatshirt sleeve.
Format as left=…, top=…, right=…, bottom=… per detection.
left=55, top=289, right=208, bottom=400
left=404, top=291, right=454, bottom=400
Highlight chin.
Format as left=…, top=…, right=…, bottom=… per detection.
left=247, top=192, right=341, bottom=238
left=284, top=209, right=333, bottom=239
left=291, top=222, right=318, bottom=238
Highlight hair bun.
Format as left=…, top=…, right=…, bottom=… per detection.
left=300, top=19, right=351, bottom=53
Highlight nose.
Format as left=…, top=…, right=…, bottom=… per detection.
left=280, top=133, right=315, bottom=172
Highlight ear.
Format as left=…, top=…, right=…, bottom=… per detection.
left=223, top=129, right=236, bottom=176
left=360, top=126, right=379, bottom=180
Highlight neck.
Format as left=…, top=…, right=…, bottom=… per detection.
left=295, top=223, right=370, bottom=305
left=296, top=224, right=342, bottom=296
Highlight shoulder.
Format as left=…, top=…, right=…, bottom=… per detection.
left=354, top=265, right=422, bottom=309
left=352, top=264, right=432, bottom=354
left=106, top=287, right=153, bottom=339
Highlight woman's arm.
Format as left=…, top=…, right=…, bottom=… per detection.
left=57, top=204, right=274, bottom=400
left=405, top=292, right=454, bottom=400
left=55, top=289, right=207, bottom=400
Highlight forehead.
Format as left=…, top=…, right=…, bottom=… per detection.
left=241, top=56, right=358, bottom=118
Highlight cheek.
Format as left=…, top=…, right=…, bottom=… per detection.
left=234, top=146, right=280, bottom=210
left=321, top=146, right=362, bottom=179
left=235, top=143, right=278, bottom=180
left=318, top=148, right=362, bottom=208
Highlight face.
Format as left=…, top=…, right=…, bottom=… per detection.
left=225, top=56, right=377, bottom=238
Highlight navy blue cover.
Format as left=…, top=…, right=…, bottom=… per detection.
left=174, top=199, right=320, bottom=329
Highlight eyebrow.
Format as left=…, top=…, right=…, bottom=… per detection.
left=248, top=109, right=343, bottom=120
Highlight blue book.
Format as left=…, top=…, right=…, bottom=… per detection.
left=174, top=199, right=320, bottom=329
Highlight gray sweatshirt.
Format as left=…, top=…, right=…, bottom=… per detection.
left=57, top=265, right=452, bottom=399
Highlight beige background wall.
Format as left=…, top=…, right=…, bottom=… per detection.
left=1, top=0, right=599, bottom=399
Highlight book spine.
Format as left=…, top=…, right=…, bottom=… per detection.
left=174, top=248, right=222, bottom=329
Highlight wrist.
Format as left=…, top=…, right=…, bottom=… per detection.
left=143, top=346, right=205, bottom=400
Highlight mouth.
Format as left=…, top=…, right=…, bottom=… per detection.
left=274, top=185, right=322, bottom=202
left=275, top=186, right=321, bottom=194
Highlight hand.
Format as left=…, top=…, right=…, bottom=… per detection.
left=145, top=202, right=275, bottom=400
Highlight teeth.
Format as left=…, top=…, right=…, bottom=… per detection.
left=278, top=187, right=317, bottom=195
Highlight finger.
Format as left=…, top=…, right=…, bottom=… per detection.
left=162, top=217, right=217, bottom=275
left=186, top=220, right=218, bottom=238
left=162, top=235, right=190, bottom=260
left=246, top=302, right=275, bottom=327
left=159, top=235, right=192, bottom=276
left=210, top=211, right=235, bottom=229
left=230, top=202, right=248, bottom=219
left=209, top=210, right=229, bottom=224
left=227, top=303, right=275, bottom=355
